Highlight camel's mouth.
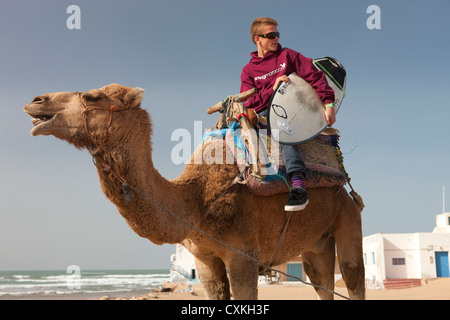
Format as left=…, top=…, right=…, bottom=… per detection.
left=30, top=114, right=54, bottom=127
left=24, top=108, right=57, bottom=136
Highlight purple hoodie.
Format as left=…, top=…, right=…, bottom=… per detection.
left=240, top=44, right=335, bottom=112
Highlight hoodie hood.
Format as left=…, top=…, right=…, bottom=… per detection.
left=249, top=44, right=283, bottom=65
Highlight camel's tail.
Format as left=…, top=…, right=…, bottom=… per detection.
left=350, top=189, right=365, bottom=211
left=346, top=174, right=365, bottom=211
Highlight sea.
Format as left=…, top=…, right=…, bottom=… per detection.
left=0, top=269, right=171, bottom=300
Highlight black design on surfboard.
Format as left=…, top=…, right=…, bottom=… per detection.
left=271, top=104, right=287, bottom=119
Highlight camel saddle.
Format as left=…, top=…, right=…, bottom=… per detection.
left=203, top=96, right=347, bottom=197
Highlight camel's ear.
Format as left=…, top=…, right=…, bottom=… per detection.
left=125, top=87, right=144, bottom=108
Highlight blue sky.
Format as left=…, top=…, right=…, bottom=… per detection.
left=1, top=0, right=449, bottom=270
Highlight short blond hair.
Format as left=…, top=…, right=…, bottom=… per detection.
left=250, top=17, right=278, bottom=44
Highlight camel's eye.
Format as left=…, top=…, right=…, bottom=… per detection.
left=82, top=89, right=104, bottom=102
left=85, top=95, right=102, bottom=102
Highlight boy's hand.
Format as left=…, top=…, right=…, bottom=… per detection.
left=273, top=75, right=290, bottom=91
left=325, top=106, right=336, bottom=127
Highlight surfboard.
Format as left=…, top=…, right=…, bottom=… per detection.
left=268, top=57, right=346, bottom=145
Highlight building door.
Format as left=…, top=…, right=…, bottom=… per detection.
left=435, top=252, right=449, bottom=278
left=287, top=263, right=302, bottom=281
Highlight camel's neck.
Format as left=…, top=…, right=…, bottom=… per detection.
left=92, top=114, right=200, bottom=245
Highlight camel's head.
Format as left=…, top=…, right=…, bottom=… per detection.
left=24, top=83, right=144, bottom=148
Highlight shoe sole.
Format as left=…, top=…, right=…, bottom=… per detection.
left=284, top=199, right=309, bottom=211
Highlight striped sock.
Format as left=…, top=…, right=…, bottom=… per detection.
left=291, top=173, right=306, bottom=190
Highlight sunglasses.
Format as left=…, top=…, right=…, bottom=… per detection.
left=257, top=31, right=280, bottom=39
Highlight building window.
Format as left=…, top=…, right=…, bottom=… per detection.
left=364, top=253, right=367, bottom=265
left=392, top=258, right=405, bottom=265
left=372, top=252, right=375, bottom=264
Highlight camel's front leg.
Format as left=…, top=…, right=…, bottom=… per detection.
left=195, top=256, right=231, bottom=300
left=226, top=253, right=259, bottom=300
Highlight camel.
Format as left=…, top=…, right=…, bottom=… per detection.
left=24, top=83, right=365, bottom=300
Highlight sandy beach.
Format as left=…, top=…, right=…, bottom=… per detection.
left=101, top=277, right=450, bottom=300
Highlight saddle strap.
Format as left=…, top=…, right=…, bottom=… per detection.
left=270, top=211, right=293, bottom=266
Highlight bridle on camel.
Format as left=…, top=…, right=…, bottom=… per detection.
left=76, top=91, right=128, bottom=185
left=76, top=91, right=352, bottom=300
left=77, top=91, right=127, bottom=146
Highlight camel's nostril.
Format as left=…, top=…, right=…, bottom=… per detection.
left=31, top=96, right=45, bottom=104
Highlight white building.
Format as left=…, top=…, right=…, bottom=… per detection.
left=170, top=243, right=197, bottom=283
left=363, top=212, right=450, bottom=289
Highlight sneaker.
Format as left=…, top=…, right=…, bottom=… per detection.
left=284, top=187, right=309, bottom=211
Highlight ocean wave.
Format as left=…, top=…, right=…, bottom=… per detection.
left=0, top=270, right=171, bottom=298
